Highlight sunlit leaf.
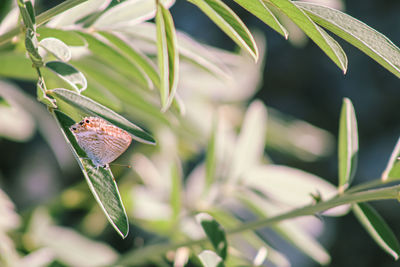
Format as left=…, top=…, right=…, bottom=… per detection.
left=198, top=250, right=225, bottom=267
left=170, top=160, right=182, bottom=222
left=53, top=110, right=129, bottom=238
left=353, top=203, right=400, bottom=259
left=196, top=213, right=228, bottom=260
left=242, top=165, right=350, bottom=216
left=71, top=58, right=169, bottom=125
left=264, top=0, right=347, bottom=72
left=296, top=2, right=400, bottom=78
left=233, top=0, right=288, bottom=38
left=229, top=100, right=267, bottom=182
left=205, top=119, right=217, bottom=189
left=48, top=88, right=156, bottom=145
left=156, top=1, right=179, bottom=111
left=119, top=23, right=232, bottom=80
left=39, top=37, right=72, bottom=61
left=236, top=189, right=330, bottom=265
left=37, top=27, right=86, bottom=46
left=338, top=98, right=358, bottom=192
left=77, top=31, right=152, bottom=89
left=99, top=31, right=160, bottom=89
left=93, top=0, right=175, bottom=29
left=45, top=61, right=87, bottom=92
left=188, top=0, right=258, bottom=61
left=382, top=137, right=400, bottom=180
left=46, top=0, right=112, bottom=27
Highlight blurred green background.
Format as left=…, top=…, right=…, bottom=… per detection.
left=0, top=0, right=399, bottom=266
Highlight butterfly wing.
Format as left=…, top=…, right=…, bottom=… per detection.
left=72, top=117, right=132, bottom=167
left=97, top=129, right=132, bottom=165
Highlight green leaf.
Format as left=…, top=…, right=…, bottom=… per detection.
left=25, top=0, right=36, bottom=25
left=229, top=100, right=267, bottom=182
left=48, top=88, right=156, bottom=145
left=93, top=0, right=175, bottom=29
left=353, top=203, right=400, bottom=259
left=188, top=0, right=258, bottom=61
left=264, top=0, right=347, bottom=72
left=295, top=2, right=400, bottom=78
left=233, top=0, right=288, bottom=38
left=99, top=31, right=160, bottom=89
left=17, top=0, right=34, bottom=30
left=198, top=250, right=225, bottom=267
left=52, top=109, right=129, bottom=238
left=383, top=138, right=400, bottom=180
left=45, top=61, right=87, bottom=92
left=76, top=31, right=152, bottom=89
left=71, top=57, right=169, bottom=125
left=205, top=119, right=217, bottom=189
left=119, top=23, right=232, bottom=79
left=170, top=160, right=182, bottom=222
left=46, top=0, right=110, bottom=27
left=156, top=1, right=179, bottom=111
left=39, top=37, right=72, bottom=61
left=37, top=27, right=86, bottom=46
left=242, top=165, right=350, bottom=216
left=196, top=213, right=228, bottom=260
left=338, top=98, right=358, bottom=192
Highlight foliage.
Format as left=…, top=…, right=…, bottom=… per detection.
left=0, top=0, right=400, bottom=266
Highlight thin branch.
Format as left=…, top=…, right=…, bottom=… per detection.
left=116, top=184, right=400, bottom=265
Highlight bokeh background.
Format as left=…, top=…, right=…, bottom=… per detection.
left=0, top=0, right=399, bottom=266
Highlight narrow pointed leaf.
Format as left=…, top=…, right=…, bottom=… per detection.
left=76, top=31, right=152, bottom=89
left=170, top=160, right=182, bottom=222
left=233, top=0, right=288, bottom=38
left=205, top=119, right=217, bottom=189
left=53, top=110, right=129, bottom=238
left=48, top=88, right=156, bottom=145
left=382, top=137, right=400, bottom=180
left=295, top=2, right=400, bottom=78
left=338, top=98, right=358, bottom=192
left=198, top=250, right=225, bottom=267
left=229, top=100, right=267, bottom=182
left=93, top=0, right=175, bottom=28
left=46, top=0, right=111, bottom=27
left=196, top=213, right=228, bottom=260
left=40, top=37, right=72, bottom=61
left=188, top=0, right=258, bottom=61
left=156, top=2, right=179, bottom=110
left=45, top=61, right=87, bottom=92
left=17, top=0, right=34, bottom=30
left=37, top=27, right=86, bottom=46
left=99, top=31, right=160, bottom=89
left=353, top=203, right=400, bottom=259
left=264, top=0, right=347, bottom=72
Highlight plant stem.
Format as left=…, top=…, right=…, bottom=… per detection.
left=116, top=185, right=400, bottom=265
left=0, top=0, right=89, bottom=45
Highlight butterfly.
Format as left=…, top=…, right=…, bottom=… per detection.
left=70, top=117, right=132, bottom=168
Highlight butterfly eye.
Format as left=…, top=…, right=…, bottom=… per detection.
left=85, top=119, right=90, bottom=124
left=79, top=121, right=84, bottom=126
